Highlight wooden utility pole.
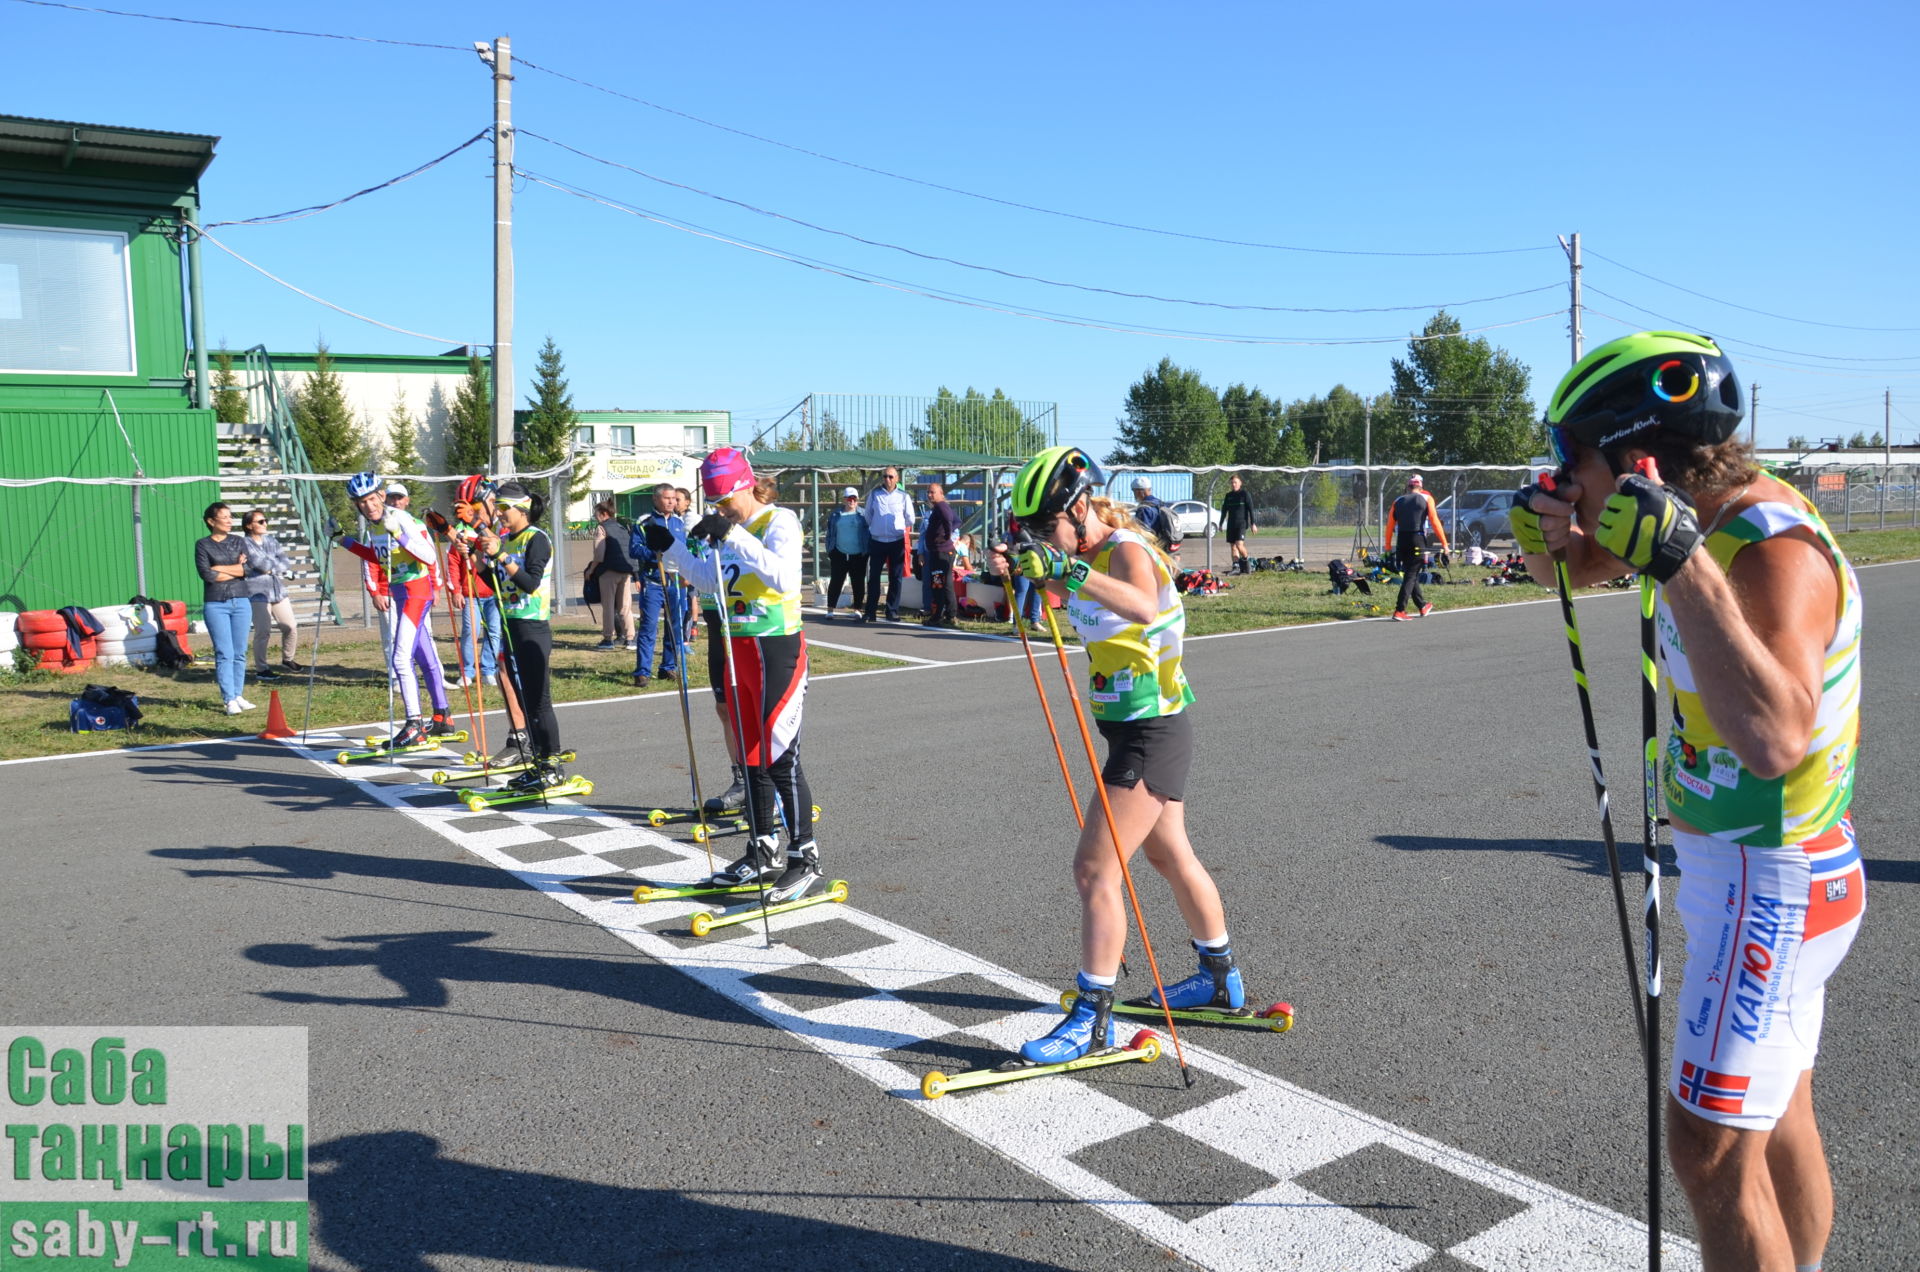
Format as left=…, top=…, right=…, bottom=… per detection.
left=479, top=36, right=516, bottom=475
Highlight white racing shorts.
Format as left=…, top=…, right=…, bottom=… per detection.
left=1669, top=818, right=1864, bottom=1130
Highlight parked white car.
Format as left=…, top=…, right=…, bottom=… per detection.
left=1166, top=500, right=1221, bottom=538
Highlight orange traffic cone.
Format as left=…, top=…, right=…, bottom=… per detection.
left=259, top=689, right=296, bottom=740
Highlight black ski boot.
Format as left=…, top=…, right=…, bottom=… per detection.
left=389, top=718, right=428, bottom=750
left=704, top=764, right=746, bottom=815
left=767, top=841, right=821, bottom=904
left=705, top=834, right=782, bottom=888
left=507, top=759, right=565, bottom=792
left=426, top=709, right=459, bottom=737
left=488, top=729, right=529, bottom=768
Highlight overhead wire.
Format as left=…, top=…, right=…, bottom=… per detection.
left=7, top=0, right=466, bottom=48
left=195, top=228, right=476, bottom=346
left=518, top=169, right=1562, bottom=348
left=1585, top=285, right=1920, bottom=364
left=1585, top=248, right=1920, bottom=333
left=513, top=57, right=1552, bottom=260
left=519, top=129, right=1562, bottom=317
left=206, top=130, right=491, bottom=227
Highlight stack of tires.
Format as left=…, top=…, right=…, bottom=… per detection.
left=0, top=610, right=17, bottom=668
left=93, top=604, right=159, bottom=667
left=15, top=610, right=95, bottom=673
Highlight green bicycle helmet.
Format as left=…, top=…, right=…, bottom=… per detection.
left=1545, top=330, right=1744, bottom=468
left=1011, top=446, right=1108, bottom=521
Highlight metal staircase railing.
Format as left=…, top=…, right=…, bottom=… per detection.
left=239, top=346, right=339, bottom=623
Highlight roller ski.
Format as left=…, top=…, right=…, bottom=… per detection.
left=687, top=841, right=847, bottom=937
left=337, top=718, right=467, bottom=764
left=459, top=729, right=531, bottom=769
left=921, top=978, right=1160, bottom=1099
left=431, top=750, right=575, bottom=785
left=1064, top=941, right=1295, bottom=1033
left=667, top=802, right=819, bottom=843
left=458, top=765, right=592, bottom=810
left=630, top=878, right=767, bottom=904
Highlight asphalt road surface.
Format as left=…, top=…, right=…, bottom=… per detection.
left=4, top=563, right=1914, bottom=1271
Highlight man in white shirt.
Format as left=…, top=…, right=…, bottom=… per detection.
left=860, top=466, right=915, bottom=623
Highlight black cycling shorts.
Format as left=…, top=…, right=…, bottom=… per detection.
left=1096, top=711, right=1193, bottom=802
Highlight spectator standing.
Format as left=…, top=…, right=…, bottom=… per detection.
left=861, top=466, right=915, bottom=623
left=240, top=509, right=300, bottom=678
left=589, top=499, right=636, bottom=651
left=921, top=482, right=958, bottom=626
left=1385, top=475, right=1449, bottom=621
left=1130, top=477, right=1180, bottom=557
left=631, top=484, right=685, bottom=687
left=194, top=501, right=256, bottom=715
left=1222, top=475, right=1257, bottom=575
left=475, top=481, right=568, bottom=790
left=824, top=486, right=870, bottom=618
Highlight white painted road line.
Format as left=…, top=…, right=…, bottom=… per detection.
left=290, top=731, right=1699, bottom=1272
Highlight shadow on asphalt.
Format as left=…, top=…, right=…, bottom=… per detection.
left=131, top=755, right=386, bottom=813
left=1863, top=857, right=1920, bottom=884
left=310, top=1130, right=1069, bottom=1272
left=154, top=841, right=526, bottom=893
left=1374, top=833, right=1678, bottom=876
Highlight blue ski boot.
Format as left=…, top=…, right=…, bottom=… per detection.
left=1151, top=940, right=1245, bottom=1010
left=1020, top=973, right=1115, bottom=1064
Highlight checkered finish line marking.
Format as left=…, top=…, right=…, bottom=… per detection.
left=292, top=732, right=1697, bottom=1272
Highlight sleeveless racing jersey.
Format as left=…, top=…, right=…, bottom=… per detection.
left=1658, top=492, right=1861, bottom=847
left=496, top=525, right=553, bottom=621
left=709, top=506, right=802, bottom=637
left=1064, top=526, right=1195, bottom=722
left=379, top=508, right=436, bottom=586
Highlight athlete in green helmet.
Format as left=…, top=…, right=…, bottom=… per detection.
left=990, top=446, right=1262, bottom=1065
left=1513, top=332, right=1865, bottom=1272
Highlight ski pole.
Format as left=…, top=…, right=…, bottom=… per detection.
left=427, top=511, right=483, bottom=751
left=300, top=519, right=340, bottom=744
left=708, top=570, right=776, bottom=950
left=1538, top=472, right=1647, bottom=1052
left=660, top=558, right=714, bottom=874
left=462, top=551, right=490, bottom=761
left=1007, top=582, right=1083, bottom=828
left=1038, top=600, right=1193, bottom=1089
left=1633, top=458, right=1667, bottom=1272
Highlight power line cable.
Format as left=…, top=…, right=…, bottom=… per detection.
left=1586, top=248, right=1920, bottom=333
left=1583, top=307, right=1920, bottom=381
left=196, top=229, right=476, bottom=346
left=514, top=57, right=1553, bottom=260
left=519, top=169, right=1562, bottom=348
left=519, top=129, right=1562, bottom=316
left=1586, top=285, right=1920, bottom=364
left=206, top=130, right=491, bottom=227
left=7, top=0, right=466, bottom=48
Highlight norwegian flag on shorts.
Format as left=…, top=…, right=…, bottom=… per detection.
left=1678, top=1061, right=1750, bottom=1115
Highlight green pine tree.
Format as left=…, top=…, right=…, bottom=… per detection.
left=212, top=348, right=248, bottom=426
left=385, top=388, right=427, bottom=509
left=290, top=342, right=373, bottom=525
left=446, top=354, right=493, bottom=477
left=518, top=336, right=585, bottom=500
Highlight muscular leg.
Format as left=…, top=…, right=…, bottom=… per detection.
left=1138, top=799, right=1228, bottom=942
left=1668, top=1091, right=1805, bottom=1272
left=1072, top=781, right=1174, bottom=979
left=1768, top=1072, right=1833, bottom=1269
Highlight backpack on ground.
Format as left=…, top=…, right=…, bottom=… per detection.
left=70, top=683, right=143, bottom=732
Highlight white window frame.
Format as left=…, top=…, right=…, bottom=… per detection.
left=609, top=425, right=636, bottom=453
left=0, top=222, right=137, bottom=375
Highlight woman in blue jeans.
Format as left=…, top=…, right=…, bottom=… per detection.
left=194, top=501, right=257, bottom=715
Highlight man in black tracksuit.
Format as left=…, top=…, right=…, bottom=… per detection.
left=1384, top=474, right=1449, bottom=621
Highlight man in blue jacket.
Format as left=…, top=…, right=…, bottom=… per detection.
left=630, top=484, right=685, bottom=686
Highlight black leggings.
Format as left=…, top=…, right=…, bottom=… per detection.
left=1394, top=535, right=1427, bottom=612
left=827, top=550, right=867, bottom=610
left=503, top=618, right=560, bottom=758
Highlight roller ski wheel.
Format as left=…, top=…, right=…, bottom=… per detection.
left=919, top=1029, right=1159, bottom=1100
left=688, top=818, right=749, bottom=843
left=687, top=879, right=848, bottom=937
left=1264, top=1002, right=1295, bottom=1033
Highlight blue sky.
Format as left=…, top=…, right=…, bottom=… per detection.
left=11, top=0, right=1918, bottom=455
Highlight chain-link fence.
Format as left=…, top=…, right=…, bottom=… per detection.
left=1776, top=463, right=1920, bottom=532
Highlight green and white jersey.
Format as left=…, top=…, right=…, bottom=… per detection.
left=1063, top=527, right=1194, bottom=722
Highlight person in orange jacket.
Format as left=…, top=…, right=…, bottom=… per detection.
left=1385, top=474, right=1449, bottom=620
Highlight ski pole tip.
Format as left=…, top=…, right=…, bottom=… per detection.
left=1179, top=1064, right=1196, bottom=1090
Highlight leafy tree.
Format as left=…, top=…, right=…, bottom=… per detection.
left=384, top=388, right=427, bottom=508
left=816, top=410, right=851, bottom=451
left=857, top=425, right=896, bottom=451
left=212, top=348, right=248, bottom=426
left=1219, top=383, right=1287, bottom=467
left=518, top=336, right=586, bottom=501
left=1108, top=358, right=1230, bottom=467
left=1868, top=431, right=1884, bottom=447
left=445, top=355, right=492, bottom=478
left=1847, top=431, right=1870, bottom=449
left=1388, top=310, right=1539, bottom=464
left=1785, top=434, right=1809, bottom=451
left=289, top=342, right=373, bottom=525
left=916, top=386, right=1048, bottom=455
left=1283, top=386, right=1378, bottom=464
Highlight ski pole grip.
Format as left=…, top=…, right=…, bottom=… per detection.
left=1634, top=457, right=1662, bottom=483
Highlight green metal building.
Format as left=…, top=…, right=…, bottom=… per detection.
left=0, top=114, right=220, bottom=614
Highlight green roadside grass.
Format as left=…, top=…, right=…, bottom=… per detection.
left=0, top=616, right=895, bottom=762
